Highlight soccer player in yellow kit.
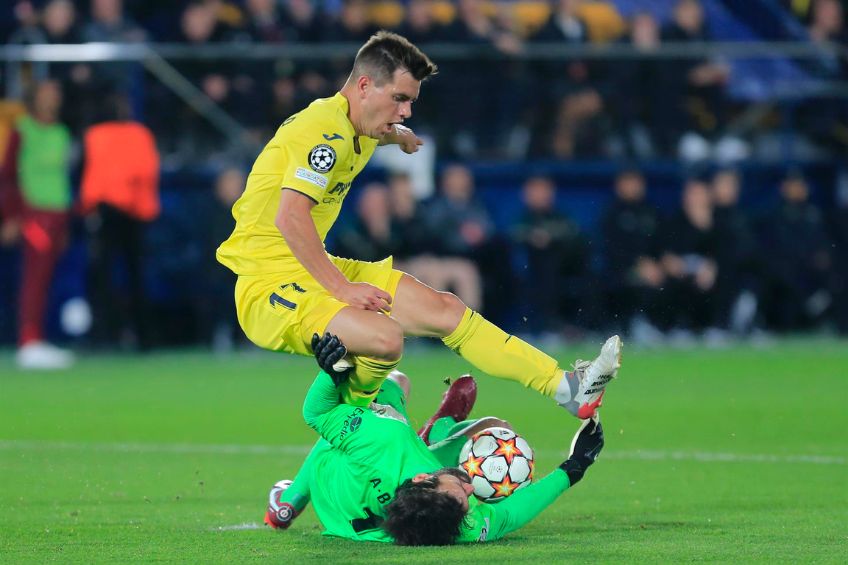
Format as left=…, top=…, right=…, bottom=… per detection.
left=217, top=31, right=621, bottom=417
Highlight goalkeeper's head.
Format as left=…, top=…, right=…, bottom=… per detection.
left=383, top=468, right=472, bottom=545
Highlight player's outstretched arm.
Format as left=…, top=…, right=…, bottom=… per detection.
left=463, top=417, right=605, bottom=542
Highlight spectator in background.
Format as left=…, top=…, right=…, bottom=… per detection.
left=82, top=0, right=147, bottom=95
left=389, top=172, right=482, bottom=311
left=0, top=80, right=74, bottom=369
left=268, top=76, right=299, bottom=129
left=600, top=168, right=664, bottom=343
left=0, top=99, right=28, bottom=344
left=199, top=167, right=246, bottom=351
left=659, top=177, right=721, bottom=339
left=710, top=169, right=760, bottom=334
left=334, top=182, right=400, bottom=263
left=281, top=0, right=323, bottom=43
left=760, top=172, right=835, bottom=331
left=661, top=0, right=730, bottom=159
left=807, top=0, right=848, bottom=45
left=80, top=94, right=160, bottom=351
left=204, top=0, right=246, bottom=38
left=41, top=0, right=82, bottom=49
left=6, top=0, right=41, bottom=45
left=794, top=0, right=848, bottom=152
left=437, top=0, right=513, bottom=156
left=529, top=0, right=607, bottom=158
left=7, top=0, right=93, bottom=132
left=324, top=0, right=378, bottom=43
left=84, top=0, right=147, bottom=43
left=242, top=0, right=287, bottom=43
left=40, top=0, right=94, bottom=133
left=423, top=164, right=512, bottom=320
left=395, top=0, right=447, bottom=44
left=512, top=175, right=591, bottom=338
left=165, top=1, right=237, bottom=159
left=387, top=173, right=428, bottom=261
left=829, top=170, right=848, bottom=334
left=231, top=0, right=286, bottom=135
left=323, top=0, right=381, bottom=86
left=608, top=12, right=667, bottom=159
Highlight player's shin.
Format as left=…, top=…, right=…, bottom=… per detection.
left=441, top=308, right=562, bottom=396
left=341, top=355, right=400, bottom=406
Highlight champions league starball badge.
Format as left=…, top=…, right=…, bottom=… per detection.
left=308, top=144, right=337, bottom=173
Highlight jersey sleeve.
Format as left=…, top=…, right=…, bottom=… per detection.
left=302, top=371, right=405, bottom=466
left=458, top=469, right=571, bottom=543
left=262, top=116, right=348, bottom=203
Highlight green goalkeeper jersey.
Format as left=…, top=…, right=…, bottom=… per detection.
left=302, top=371, right=573, bottom=543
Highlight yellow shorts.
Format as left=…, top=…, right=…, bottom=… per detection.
left=234, top=255, right=404, bottom=355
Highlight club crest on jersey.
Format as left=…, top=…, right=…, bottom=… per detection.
left=308, top=144, right=336, bottom=173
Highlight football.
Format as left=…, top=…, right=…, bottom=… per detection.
left=458, top=427, right=534, bottom=502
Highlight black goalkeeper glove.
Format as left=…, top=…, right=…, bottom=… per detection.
left=311, top=332, right=352, bottom=386
left=559, top=416, right=604, bottom=486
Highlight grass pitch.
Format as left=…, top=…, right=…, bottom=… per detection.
left=1, top=339, right=847, bottom=563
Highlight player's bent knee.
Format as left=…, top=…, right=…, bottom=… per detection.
left=370, top=326, right=404, bottom=361
left=434, top=292, right=467, bottom=334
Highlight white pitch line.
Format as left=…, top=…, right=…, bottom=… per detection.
left=214, top=522, right=263, bottom=531
left=599, top=449, right=847, bottom=465
left=0, top=439, right=844, bottom=465
left=0, top=439, right=312, bottom=456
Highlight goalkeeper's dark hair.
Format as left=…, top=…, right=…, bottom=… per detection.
left=382, top=476, right=466, bottom=546
left=352, top=30, right=438, bottom=85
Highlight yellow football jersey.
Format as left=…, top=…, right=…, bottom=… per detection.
left=217, top=93, right=379, bottom=275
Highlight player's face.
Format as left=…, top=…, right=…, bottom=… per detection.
left=362, top=68, right=420, bottom=138
left=433, top=470, right=474, bottom=512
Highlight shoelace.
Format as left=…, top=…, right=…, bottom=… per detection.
left=570, top=360, right=591, bottom=385
left=572, top=359, right=591, bottom=371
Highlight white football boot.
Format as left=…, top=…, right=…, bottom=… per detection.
left=16, top=341, right=74, bottom=370
left=555, top=335, right=622, bottom=419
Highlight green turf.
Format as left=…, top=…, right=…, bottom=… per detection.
left=1, top=339, right=847, bottom=562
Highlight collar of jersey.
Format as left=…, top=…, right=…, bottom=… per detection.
left=329, top=92, right=357, bottom=139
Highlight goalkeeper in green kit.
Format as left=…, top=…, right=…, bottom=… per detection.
left=265, top=334, right=611, bottom=545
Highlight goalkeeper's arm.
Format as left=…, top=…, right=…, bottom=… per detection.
left=302, top=334, right=389, bottom=463
left=302, top=332, right=353, bottom=429
left=466, top=417, right=605, bottom=542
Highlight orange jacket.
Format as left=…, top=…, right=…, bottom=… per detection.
left=80, top=121, right=160, bottom=221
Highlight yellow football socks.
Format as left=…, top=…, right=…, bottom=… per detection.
left=442, top=308, right=562, bottom=397
left=341, top=355, right=400, bottom=406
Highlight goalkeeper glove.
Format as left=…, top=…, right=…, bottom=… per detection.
left=311, top=332, right=353, bottom=386
left=560, top=414, right=604, bottom=486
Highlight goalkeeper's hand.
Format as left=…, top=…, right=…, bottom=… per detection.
left=559, top=415, right=604, bottom=486
left=311, top=332, right=353, bottom=386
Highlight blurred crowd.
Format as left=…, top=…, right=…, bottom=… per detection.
left=3, top=0, right=848, bottom=163
left=1, top=0, right=848, bottom=368
left=323, top=164, right=848, bottom=347
left=1, top=74, right=847, bottom=368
